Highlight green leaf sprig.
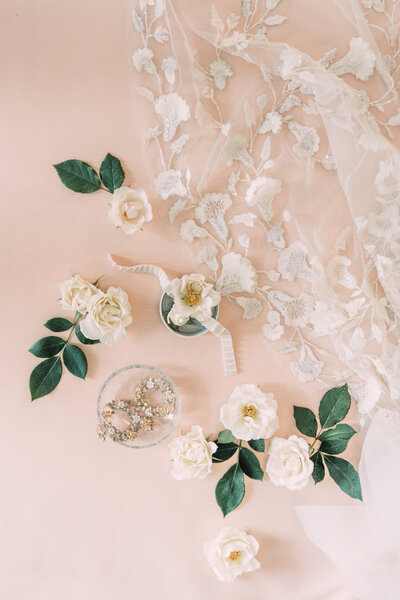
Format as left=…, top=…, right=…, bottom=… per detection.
left=212, top=429, right=265, bottom=517
left=294, top=384, right=362, bottom=500
left=54, top=153, right=125, bottom=194
left=29, top=310, right=100, bottom=402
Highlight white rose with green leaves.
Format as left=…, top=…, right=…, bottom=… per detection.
left=168, top=425, right=217, bottom=480
left=266, top=435, right=313, bottom=490
left=80, top=287, right=132, bottom=345
left=58, top=274, right=98, bottom=315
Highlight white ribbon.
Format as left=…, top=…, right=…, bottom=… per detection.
left=108, top=254, right=237, bottom=377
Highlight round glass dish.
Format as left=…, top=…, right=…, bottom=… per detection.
left=97, top=364, right=181, bottom=449
left=159, top=292, right=219, bottom=337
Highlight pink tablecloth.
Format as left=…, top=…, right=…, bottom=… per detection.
left=0, top=1, right=360, bottom=598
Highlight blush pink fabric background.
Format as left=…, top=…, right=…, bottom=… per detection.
left=0, top=1, right=359, bottom=598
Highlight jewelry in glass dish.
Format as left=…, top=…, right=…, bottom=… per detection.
left=97, top=364, right=181, bottom=448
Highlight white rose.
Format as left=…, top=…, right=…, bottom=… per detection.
left=57, top=274, right=98, bottom=314
left=220, top=384, right=279, bottom=441
left=108, top=187, right=152, bottom=234
left=204, top=526, right=260, bottom=582
left=79, top=287, right=132, bottom=345
left=165, top=274, right=220, bottom=326
left=168, top=425, right=217, bottom=480
left=266, top=435, right=314, bottom=491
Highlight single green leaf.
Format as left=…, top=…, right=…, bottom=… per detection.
left=75, top=325, right=100, bottom=345
left=99, top=153, right=125, bottom=192
left=323, top=455, right=362, bottom=500
left=319, top=423, right=356, bottom=442
left=239, top=447, right=264, bottom=480
left=319, top=384, right=351, bottom=429
left=215, top=463, right=245, bottom=517
left=29, top=357, right=62, bottom=401
left=248, top=438, right=265, bottom=452
left=218, top=429, right=236, bottom=444
left=44, top=318, right=73, bottom=332
left=293, top=406, right=318, bottom=438
left=212, top=442, right=238, bottom=463
left=29, top=336, right=65, bottom=358
left=54, top=159, right=101, bottom=193
left=310, top=451, right=325, bottom=484
left=319, top=424, right=356, bottom=455
left=63, top=344, right=88, bottom=380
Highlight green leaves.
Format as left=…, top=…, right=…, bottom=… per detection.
left=75, top=325, right=100, bottom=345
left=54, top=160, right=101, bottom=193
left=212, top=442, right=238, bottom=463
left=29, top=336, right=66, bottom=358
left=213, top=432, right=267, bottom=516
left=54, top=154, right=125, bottom=195
left=248, top=438, right=265, bottom=452
left=238, top=447, right=264, bottom=480
left=29, top=310, right=99, bottom=400
left=319, top=384, right=351, bottom=429
left=100, top=153, right=125, bottom=192
left=218, top=429, right=235, bottom=444
left=319, top=424, right=356, bottom=455
left=45, top=318, right=73, bottom=332
left=293, top=406, right=318, bottom=437
left=294, top=384, right=362, bottom=501
left=324, top=455, right=362, bottom=500
left=215, top=463, right=245, bottom=517
left=310, top=452, right=325, bottom=484
left=29, top=357, right=62, bottom=401
left=63, top=345, right=87, bottom=380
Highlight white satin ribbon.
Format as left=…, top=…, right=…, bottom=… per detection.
left=108, top=254, right=237, bottom=377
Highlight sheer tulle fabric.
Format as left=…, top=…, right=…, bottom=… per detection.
left=128, top=2, right=400, bottom=595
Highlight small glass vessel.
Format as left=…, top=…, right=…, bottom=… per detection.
left=97, top=364, right=181, bottom=448
left=159, top=292, right=219, bottom=337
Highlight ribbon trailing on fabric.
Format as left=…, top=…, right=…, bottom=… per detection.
left=108, top=254, right=237, bottom=377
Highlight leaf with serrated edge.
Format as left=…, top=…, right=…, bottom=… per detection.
left=29, top=336, right=66, bottom=358
left=215, top=463, right=245, bottom=517
left=54, top=160, right=101, bottom=193
left=99, top=153, right=125, bottom=193
left=30, top=357, right=62, bottom=401
left=319, top=384, right=351, bottom=429
left=75, top=325, right=100, bottom=345
left=239, top=447, right=264, bottom=480
left=323, top=455, right=362, bottom=500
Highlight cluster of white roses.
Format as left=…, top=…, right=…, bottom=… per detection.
left=168, top=383, right=314, bottom=581
left=58, top=274, right=132, bottom=344
left=108, top=186, right=152, bottom=234
left=169, top=383, right=313, bottom=490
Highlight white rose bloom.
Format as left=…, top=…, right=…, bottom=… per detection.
left=165, top=274, right=220, bottom=326
left=220, top=384, right=279, bottom=441
left=108, top=187, right=152, bottom=234
left=57, top=274, right=98, bottom=314
left=204, top=526, right=260, bottom=582
left=168, top=425, right=217, bottom=480
left=80, top=287, right=132, bottom=345
left=266, top=435, right=314, bottom=491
